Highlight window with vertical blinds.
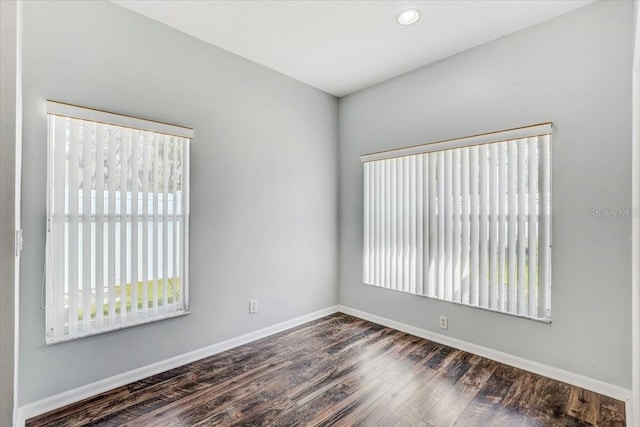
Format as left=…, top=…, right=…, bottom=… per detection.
left=361, top=123, right=552, bottom=321
left=45, top=101, right=191, bottom=344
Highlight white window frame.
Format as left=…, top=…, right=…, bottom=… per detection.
left=45, top=101, right=192, bottom=344
left=361, top=123, right=552, bottom=322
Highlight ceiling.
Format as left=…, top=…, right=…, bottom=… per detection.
left=112, top=0, right=595, bottom=97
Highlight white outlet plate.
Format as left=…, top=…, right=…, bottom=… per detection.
left=439, top=315, right=448, bottom=330
left=249, top=299, right=258, bottom=314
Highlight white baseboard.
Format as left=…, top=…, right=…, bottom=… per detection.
left=15, top=305, right=339, bottom=426
left=338, top=305, right=631, bottom=403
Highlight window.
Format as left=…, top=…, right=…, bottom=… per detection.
left=45, top=101, right=191, bottom=344
left=361, top=123, right=552, bottom=321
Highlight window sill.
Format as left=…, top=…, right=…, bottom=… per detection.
left=45, top=310, right=191, bottom=345
left=363, top=282, right=552, bottom=324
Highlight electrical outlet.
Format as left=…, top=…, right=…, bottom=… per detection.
left=439, top=315, right=448, bottom=330
left=249, top=299, right=258, bottom=314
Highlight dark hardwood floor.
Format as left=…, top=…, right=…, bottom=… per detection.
left=27, top=313, right=626, bottom=426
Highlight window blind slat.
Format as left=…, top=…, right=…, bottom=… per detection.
left=469, top=146, right=480, bottom=306
left=498, top=143, right=507, bottom=312
left=120, top=130, right=129, bottom=326
left=371, top=161, right=377, bottom=286
left=489, top=144, right=498, bottom=310
left=142, top=132, right=151, bottom=317
left=171, top=138, right=179, bottom=313
left=528, top=137, right=539, bottom=317
left=460, top=147, right=470, bottom=305
left=538, top=135, right=551, bottom=318
left=371, top=162, right=376, bottom=285
left=363, top=163, right=370, bottom=284
left=175, top=139, right=183, bottom=310
left=382, top=160, right=388, bottom=288
left=444, top=150, right=453, bottom=301
left=507, top=142, right=518, bottom=314
left=377, top=161, right=383, bottom=287
left=428, top=153, right=437, bottom=298
left=52, top=116, right=67, bottom=341
left=390, top=159, right=397, bottom=289
left=437, top=151, right=445, bottom=299
left=403, top=157, right=411, bottom=293
left=517, top=138, right=527, bottom=316
left=82, top=121, right=94, bottom=334
left=452, top=150, right=461, bottom=303
left=397, top=159, right=403, bottom=290
left=409, top=156, right=417, bottom=293
left=163, top=137, right=170, bottom=313
left=416, top=155, right=424, bottom=295
left=182, top=140, right=191, bottom=311
left=107, top=126, right=117, bottom=326
left=68, top=119, right=80, bottom=337
left=152, top=135, right=160, bottom=316
left=385, top=159, right=398, bottom=289
left=378, top=161, right=384, bottom=287
left=396, top=158, right=402, bottom=291
left=131, top=130, right=140, bottom=319
left=95, top=124, right=105, bottom=330
left=370, top=161, right=376, bottom=286
left=479, top=145, right=489, bottom=308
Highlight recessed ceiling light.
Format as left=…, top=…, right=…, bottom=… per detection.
left=396, top=8, right=421, bottom=26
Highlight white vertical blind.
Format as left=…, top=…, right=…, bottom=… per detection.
left=142, top=131, right=151, bottom=322
left=428, top=154, right=438, bottom=298
left=528, top=137, right=538, bottom=317
left=452, top=150, right=461, bottom=303
left=478, top=145, right=489, bottom=308
left=507, top=142, right=518, bottom=314
left=538, top=135, right=551, bottom=318
left=162, top=136, right=170, bottom=311
left=46, top=101, right=191, bottom=344
left=409, top=157, right=417, bottom=294
left=460, top=148, right=470, bottom=305
left=381, top=161, right=388, bottom=288
left=152, top=134, right=160, bottom=317
left=171, top=137, right=179, bottom=313
left=498, top=143, right=507, bottom=312
left=361, top=123, right=552, bottom=321
left=107, top=126, right=117, bottom=326
left=416, top=155, right=424, bottom=296
left=403, top=157, right=410, bottom=292
left=82, top=121, right=94, bottom=334
left=95, top=124, right=105, bottom=331
left=517, top=139, right=527, bottom=316
left=68, top=119, right=79, bottom=337
left=437, top=151, right=445, bottom=299
left=120, top=128, right=128, bottom=326
left=131, top=130, right=140, bottom=319
left=470, top=146, right=480, bottom=307
left=391, top=159, right=398, bottom=289
left=444, top=150, right=453, bottom=301
left=488, top=145, right=498, bottom=310
left=364, top=162, right=370, bottom=284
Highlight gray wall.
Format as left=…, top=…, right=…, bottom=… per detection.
left=1, top=0, right=18, bottom=423
left=338, top=0, right=633, bottom=388
left=19, top=1, right=338, bottom=405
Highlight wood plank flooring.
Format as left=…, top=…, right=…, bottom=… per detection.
left=27, top=313, right=627, bottom=426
